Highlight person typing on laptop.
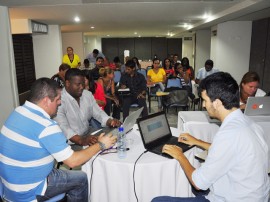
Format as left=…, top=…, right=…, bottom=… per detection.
left=239, top=71, right=266, bottom=110
left=152, top=72, right=269, bottom=202
left=54, top=68, right=121, bottom=147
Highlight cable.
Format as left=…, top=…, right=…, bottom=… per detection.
left=133, top=150, right=148, bottom=202
left=89, top=150, right=106, bottom=196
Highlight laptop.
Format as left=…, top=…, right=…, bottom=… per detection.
left=92, top=107, right=144, bottom=136
left=244, top=97, right=270, bottom=116
left=137, top=111, right=194, bottom=159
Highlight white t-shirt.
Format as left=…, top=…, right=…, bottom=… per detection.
left=196, top=67, right=219, bottom=81
left=192, top=109, right=269, bottom=202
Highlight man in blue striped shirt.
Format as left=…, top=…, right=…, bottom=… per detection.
left=0, top=78, right=116, bottom=202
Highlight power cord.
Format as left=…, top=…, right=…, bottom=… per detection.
left=133, top=150, right=148, bottom=202
left=89, top=150, right=105, bottom=196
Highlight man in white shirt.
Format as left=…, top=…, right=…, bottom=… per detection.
left=195, top=59, right=219, bottom=84
left=153, top=72, right=269, bottom=202
left=87, top=49, right=107, bottom=64
left=54, top=68, right=121, bottom=146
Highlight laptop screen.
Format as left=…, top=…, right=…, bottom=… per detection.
left=138, top=112, right=171, bottom=144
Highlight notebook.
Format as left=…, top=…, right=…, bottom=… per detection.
left=244, top=97, right=270, bottom=116
left=92, top=107, right=144, bottom=136
left=137, top=111, right=193, bottom=159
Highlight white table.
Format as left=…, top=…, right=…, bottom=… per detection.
left=82, top=126, right=197, bottom=202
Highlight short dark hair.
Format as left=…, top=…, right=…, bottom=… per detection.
left=96, top=56, right=104, bottom=62
left=93, top=49, right=99, bottom=54
left=28, top=78, right=61, bottom=104
left=200, top=72, right=239, bottom=110
left=65, top=68, right=84, bottom=81
left=125, top=59, right=136, bottom=68
left=84, top=59, right=90, bottom=64
left=59, top=63, right=71, bottom=71
left=205, top=59, right=213, bottom=67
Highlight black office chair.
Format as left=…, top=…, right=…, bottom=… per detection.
left=162, top=78, right=189, bottom=112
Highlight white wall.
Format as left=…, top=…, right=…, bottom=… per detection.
left=195, top=29, right=211, bottom=75
left=62, top=32, right=84, bottom=61
left=182, top=34, right=195, bottom=68
left=33, top=25, right=63, bottom=78
left=84, top=35, right=102, bottom=58
left=0, top=6, right=19, bottom=126
left=213, top=21, right=252, bottom=83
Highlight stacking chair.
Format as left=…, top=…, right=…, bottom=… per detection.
left=137, top=69, right=147, bottom=80
left=162, top=78, right=189, bottom=112
left=113, top=70, right=121, bottom=86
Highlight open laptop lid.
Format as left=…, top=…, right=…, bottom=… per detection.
left=123, top=107, right=143, bottom=134
left=137, top=111, right=172, bottom=149
left=244, top=97, right=270, bottom=116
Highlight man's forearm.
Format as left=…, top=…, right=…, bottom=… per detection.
left=176, top=154, right=200, bottom=190
left=196, top=139, right=211, bottom=150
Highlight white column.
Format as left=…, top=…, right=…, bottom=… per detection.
left=0, top=6, right=19, bottom=126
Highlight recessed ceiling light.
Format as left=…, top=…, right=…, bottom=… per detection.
left=138, top=35, right=141, bottom=37
left=107, top=35, right=110, bottom=37
left=134, top=32, right=137, bottom=35
left=74, top=16, right=80, bottom=22
left=90, top=26, right=95, bottom=29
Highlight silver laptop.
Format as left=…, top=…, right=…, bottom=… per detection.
left=244, top=97, right=270, bottom=116
left=137, top=111, right=193, bottom=159
left=92, top=107, right=144, bottom=136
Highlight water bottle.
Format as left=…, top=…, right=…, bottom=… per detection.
left=117, top=125, right=127, bottom=159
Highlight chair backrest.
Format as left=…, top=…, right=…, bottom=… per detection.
left=114, top=71, right=121, bottom=83
left=163, top=89, right=189, bottom=106
left=0, top=178, right=3, bottom=198
left=166, top=78, right=182, bottom=89
left=137, top=69, right=147, bottom=80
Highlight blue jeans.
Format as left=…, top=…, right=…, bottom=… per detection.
left=152, top=196, right=209, bottom=202
left=36, top=168, right=88, bottom=202
left=152, top=188, right=210, bottom=202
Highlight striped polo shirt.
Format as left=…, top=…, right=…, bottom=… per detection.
left=0, top=101, right=73, bottom=202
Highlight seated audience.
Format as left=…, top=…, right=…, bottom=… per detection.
left=84, top=70, right=106, bottom=110
left=195, top=59, right=219, bottom=84
left=132, top=56, right=141, bottom=70
left=51, top=63, right=70, bottom=88
left=181, top=57, right=194, bottom=80
left=153, top=72, right=269, bottom=202
left=174, top=63, right=194, bottom=99
left=97, top=67, right=121, bottom=120
left=91, top=56, right=104, bottom=80
left=163, top=57, right=174, bottom=78
left=54, top=68, right=121, bottom=147
left=87, top=48, right=107, bottom=65
left=62, top=46, right=81, bottom=68
left=0, top=78, right=116, bottom=202
left=239, top=71, right=266, bottom=110
left=82, top=58, right=90, bottom=69
left=147, top=58, right=166, bottom=110
left=171, top=53, right=181, bottom=67
left=119, top=60, right=148, bottom=121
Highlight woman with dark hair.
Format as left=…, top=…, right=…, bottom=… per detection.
left=62, top=46, right=81, bottom=68
left=147, top=58, right=166, bottom=110
left=132, top=57, right=141, bottom=70
left=239, top=71, right=266, bottom=109
left=163, top=58, right=174, bottom=78
left=84, top=70, right=106, bottom=110
left=181, top=57, right=194, bottom=80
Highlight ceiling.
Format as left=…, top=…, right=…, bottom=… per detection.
left=2, top=0, right=270, bottom=38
